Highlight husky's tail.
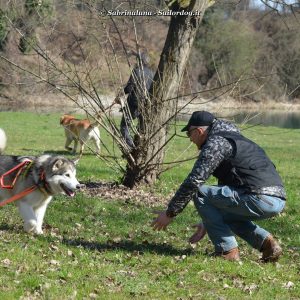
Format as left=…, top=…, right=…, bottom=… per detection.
left=0, top=128, right=7, bottom=154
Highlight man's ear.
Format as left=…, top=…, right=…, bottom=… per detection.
left=197, top=127, right=204, bottom=134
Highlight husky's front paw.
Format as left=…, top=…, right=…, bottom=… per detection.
left=24, top=220, right=43, bottom=235
left=34, top=228, right=44, bottom=235
left=24, top=220, right=37, bottom=233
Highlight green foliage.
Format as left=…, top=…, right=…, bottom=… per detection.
left=259, top=15, right=300, bottom=98
left=19, top=33, right=37, bottom=53
left=0, top=1, right=53, bottom=53
left=0, top=7, right=18, bottom=51
left=0, top=112, right=299, bottom=298
left=17, top=0, right=53, bottom=53
left=25, top=0, right=53, bottom=18
left=196, top=9, right=264, bottom=97
left=198, top=11, right=260, bottom=78
left=196, top=7, right=300, bottom=100
left=165, top=0, right=190, bottom=8
left=0, top=10, right=8, bottom=50
left=165, top=0, right=215, bottom=9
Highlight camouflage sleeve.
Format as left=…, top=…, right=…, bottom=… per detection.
left=166, top=136, right=234, bottom=217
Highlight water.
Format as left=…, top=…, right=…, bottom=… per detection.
left=1, top=102, right=300, bottom=129
left=224, top=111, right=300, bottom=129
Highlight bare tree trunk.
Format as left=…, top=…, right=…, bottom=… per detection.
left=122, top=0, right=214, bottom=187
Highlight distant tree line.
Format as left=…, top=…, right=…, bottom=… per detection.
left=1, top=0, right=300, bottom=102
left=193, top=1, right=300, bottom=101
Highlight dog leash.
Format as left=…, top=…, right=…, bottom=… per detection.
left=0, top=159, right=38, bottom=207
left=0, top=160, right=32, bottom=189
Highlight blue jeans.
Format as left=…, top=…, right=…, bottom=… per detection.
left=193, top=185, right=286, bottom=253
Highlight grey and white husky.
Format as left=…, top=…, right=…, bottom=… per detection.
left=0, top=129, right=81, bottom=234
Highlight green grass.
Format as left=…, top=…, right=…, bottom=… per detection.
left=0, top=112, right=299, bottom=299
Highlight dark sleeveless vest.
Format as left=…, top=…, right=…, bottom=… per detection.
left=211, top=131, right=284, bottom=190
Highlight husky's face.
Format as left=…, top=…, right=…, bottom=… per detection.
left=46, top=158, right=80, bottom=197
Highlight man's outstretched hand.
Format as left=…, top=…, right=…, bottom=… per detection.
left=189, top=223, right=207, bottom=244
left=151, top=210, right=173, bottom=231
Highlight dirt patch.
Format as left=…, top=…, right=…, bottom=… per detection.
left=81, top=181, right=168, bottom=207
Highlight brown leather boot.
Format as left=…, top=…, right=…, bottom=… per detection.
left=213, top=247, right=240, bottom=261
left=261, top=235, right=282, bottom=262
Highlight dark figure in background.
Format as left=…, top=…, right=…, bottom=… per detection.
left=119, top=52, right=154, bottom=149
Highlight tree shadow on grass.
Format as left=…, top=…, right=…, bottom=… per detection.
left=0, top=225, right=195, bottom=256
left=62, top=237, right=194, bottom=256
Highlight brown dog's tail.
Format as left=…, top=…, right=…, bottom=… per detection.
left=88, top=111, right=103, bottom=129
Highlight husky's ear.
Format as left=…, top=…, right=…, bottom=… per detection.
left=52, top=159, right=64, bottom=172
left=72, top=157, right=80, bottom=165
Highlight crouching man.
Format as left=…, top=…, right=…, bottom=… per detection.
left=151, top=111, right=286, bottom=262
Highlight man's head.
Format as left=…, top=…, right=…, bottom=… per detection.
left=182, top=111, right=215, bottom=149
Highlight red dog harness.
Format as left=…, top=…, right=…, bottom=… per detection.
left=0, top=160, right=38, bottom=207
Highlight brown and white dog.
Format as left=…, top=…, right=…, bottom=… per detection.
left=60, top=114, right=100, bottom=157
